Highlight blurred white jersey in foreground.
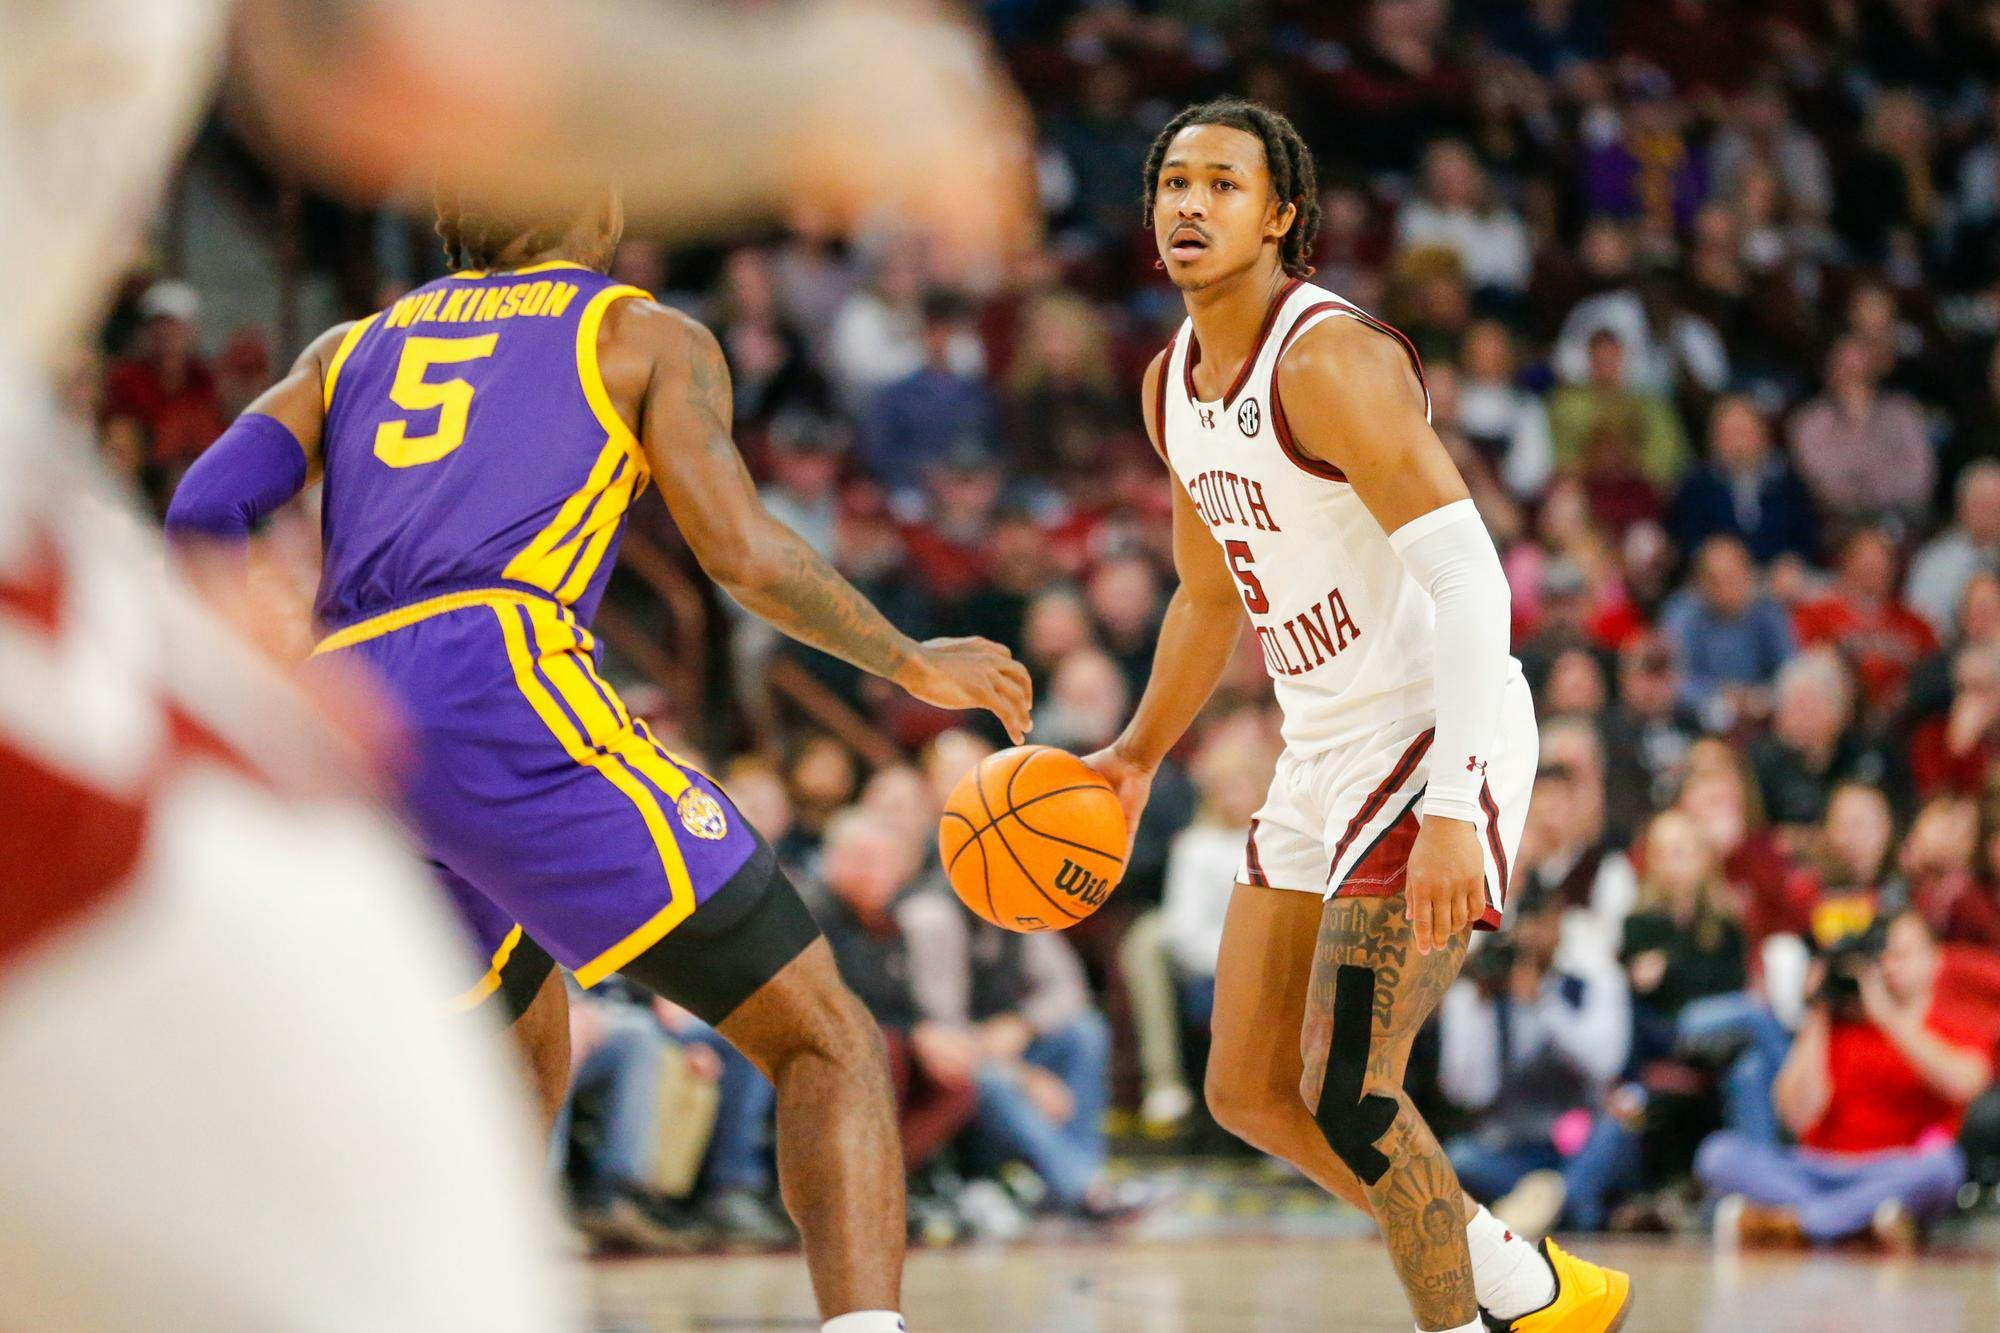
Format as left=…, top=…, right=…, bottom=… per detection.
left=0, top=0, right=573, bottom=1325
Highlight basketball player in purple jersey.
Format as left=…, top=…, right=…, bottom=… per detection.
left=167, top=188, right=1028, bottom=1333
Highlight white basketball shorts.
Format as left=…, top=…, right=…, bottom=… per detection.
left=1237, top=672, right=1537, bottom=929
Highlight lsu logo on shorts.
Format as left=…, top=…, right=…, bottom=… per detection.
left=677, top=788, right=728, bottom=841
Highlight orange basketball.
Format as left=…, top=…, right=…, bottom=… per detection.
left=938, top=745, right=1129, bottom=932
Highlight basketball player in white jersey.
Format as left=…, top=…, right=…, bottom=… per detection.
left=1084, top=100, right=1632, bottom=1333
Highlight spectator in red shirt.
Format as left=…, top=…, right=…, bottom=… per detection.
left=1792, top=526, right=1939, bottom=717
left=1697, top=912, right=1992, bottom=1247
left=1909, top=643, right=2000, bottom=797
left=103, top=280, right=224, bottom=494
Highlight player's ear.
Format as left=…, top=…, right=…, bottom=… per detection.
left=601, top=187, right=626, bottom=247
left=1266, top=197, right=1297, bottom=242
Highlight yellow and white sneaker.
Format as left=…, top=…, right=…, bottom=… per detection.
left=1483, top=1238, right=1632, bottom=1332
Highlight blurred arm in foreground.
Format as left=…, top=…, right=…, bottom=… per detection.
left=232, top=0, right=1037, bottom=262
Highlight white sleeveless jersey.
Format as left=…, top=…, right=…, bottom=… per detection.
left=1159, top=278, right=1443, bottom=754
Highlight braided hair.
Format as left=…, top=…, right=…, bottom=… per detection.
left=1141, top=99, right=1320, bottom=279
left=432, top=178, right=599, bottom=272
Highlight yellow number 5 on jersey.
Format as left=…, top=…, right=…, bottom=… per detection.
left=374, top=334, right=499, bottom=467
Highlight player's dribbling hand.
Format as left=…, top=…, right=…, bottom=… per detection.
left=898, top=636, right=1033, bottom=742
left=1404, top=816, right=1485, bottom=956
left=1080, top=745, right=1153, bottom=859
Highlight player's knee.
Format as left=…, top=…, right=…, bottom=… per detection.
left=1204, top=1065, right=1283, bottom=1147
left=1307, top=1047, right=1400, bottom=1189
left=763, top=973, right=885, bottom=1084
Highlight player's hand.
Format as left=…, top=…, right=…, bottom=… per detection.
left=896, top=637, right=1032, bottom=742
left=1081, top=744, right=1154, bottom=859
left=1405, top=816, right=1485, bottom=956
left=1857, top=964, right=1917, bottom=1037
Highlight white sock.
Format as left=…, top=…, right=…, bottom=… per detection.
left=822, top=1313, right=905, bottom=1333
left=1465, top=1203, right=1554, bottom=1318
left=1420, top=1319, right=1483, bottom=1333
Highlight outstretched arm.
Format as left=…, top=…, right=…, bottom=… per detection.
left=619, top=300, right=1031, bottom=740
left=163, top=318, right=353, bottom=604
left=1084, top=352, right=1246, bottom=836
left=238, top=0, right=1034, bottom=262
left=164, top=320, right=349, bottom=547
left=1278, top=317, right=1511, bottom=955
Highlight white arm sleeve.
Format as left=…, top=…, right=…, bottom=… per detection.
left=1389, top=498, right=1511, bottom=825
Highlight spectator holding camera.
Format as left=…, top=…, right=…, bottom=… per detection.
left=1697, top=911, right=1992, bottom=1249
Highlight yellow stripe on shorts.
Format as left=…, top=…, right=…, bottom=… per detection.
left=495, top=599, right=697, bottom=987
left=446, top=924, right=524, bottom=1013
left=311, top=587, right=552, bottom=656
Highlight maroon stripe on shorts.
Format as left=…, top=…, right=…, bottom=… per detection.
left=1327, top=728, right=1434, bottom=883
left=1478, top=779, right=1509, bottom=900
left=1333, top=792, right=1423, bottom=896
left=1243, top=818, right=1270, bottom=887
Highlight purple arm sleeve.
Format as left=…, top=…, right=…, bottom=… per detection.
left=164, top=413, right=309, bottom=543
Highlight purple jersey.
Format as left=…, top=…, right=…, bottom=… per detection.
left=315, top=261, right=651, bottom=629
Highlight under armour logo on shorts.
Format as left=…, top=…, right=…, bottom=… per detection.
left=1466, top=755, right=1487, bottom=775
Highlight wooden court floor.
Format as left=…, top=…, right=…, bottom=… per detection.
left=589, top=1233, right=2000, bottom=1332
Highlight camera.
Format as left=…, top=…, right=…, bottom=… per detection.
left=1816, top=920, right=1888, bottom=1018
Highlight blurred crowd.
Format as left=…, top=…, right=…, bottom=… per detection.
left=86, top=0, right=2000, bottom=1252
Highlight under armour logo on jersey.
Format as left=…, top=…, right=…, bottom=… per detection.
left=1466, top=755, right=1488, bottom=775
left=1198, top=407, right=1217, bottom=429
left=1237, top=398, right=1261, bottom=435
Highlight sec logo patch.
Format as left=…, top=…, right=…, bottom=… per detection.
left=1237, top=398, right=1261, bottom=435
left=677, top=788, right=728, bottom=840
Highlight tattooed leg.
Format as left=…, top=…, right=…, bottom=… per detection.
left=1300, top=893, right=1473, bottom=1332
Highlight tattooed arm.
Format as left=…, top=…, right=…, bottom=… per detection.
left=602, top=299, right=1031, bottom=740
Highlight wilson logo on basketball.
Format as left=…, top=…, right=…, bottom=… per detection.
left=1054, top=858, right=1111, bottom=907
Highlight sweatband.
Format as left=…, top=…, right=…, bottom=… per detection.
left=164, top=413, right=308, bottom=544
left=1388, top=499, right=1511, bottom=824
